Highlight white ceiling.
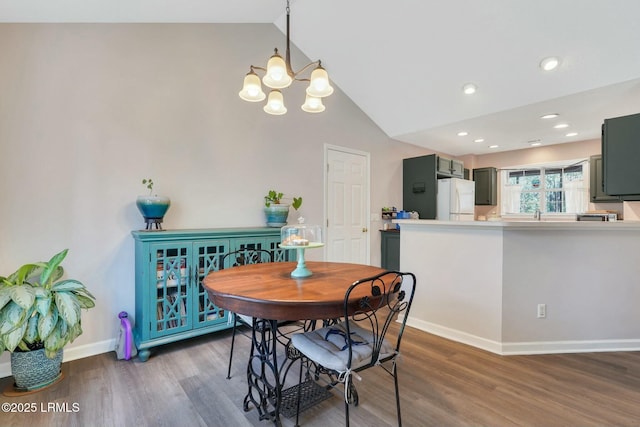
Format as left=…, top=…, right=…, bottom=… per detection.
left=3, top=0, right=640, bottom=156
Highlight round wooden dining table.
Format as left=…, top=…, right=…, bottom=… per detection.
left=203, top=261, right=387, bottom=321
left=202, top=261, right=388, bottom=426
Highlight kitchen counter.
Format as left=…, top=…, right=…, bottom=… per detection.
left=395, top=218, right=640, bottom=230
left=396, top=219, right=640, bottom=355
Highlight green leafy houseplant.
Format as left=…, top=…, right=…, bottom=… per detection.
left=263, top=190, right=303, bottom=227
left=264, top=190, right=302, bottom=210
left=0, top=249, right=96, bottom=359
left=142, top=178, right=155, bottom=195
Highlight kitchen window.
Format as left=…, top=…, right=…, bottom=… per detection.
left=501, top=161, right=589, bottom=216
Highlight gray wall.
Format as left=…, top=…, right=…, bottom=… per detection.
left=0, top=23, right=429, bottom=372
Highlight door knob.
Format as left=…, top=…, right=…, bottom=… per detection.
left=362, top=227, right=368, bottom=232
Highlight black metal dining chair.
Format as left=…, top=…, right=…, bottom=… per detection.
left=290, top=270, right=416, bottom=426
left=223, top=248, right=274, bottom=379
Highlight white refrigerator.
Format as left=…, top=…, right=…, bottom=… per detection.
left=437, top=178, right=475, bottom=221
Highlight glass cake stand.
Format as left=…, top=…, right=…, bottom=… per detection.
left=278, top=242, right=324, bottom=278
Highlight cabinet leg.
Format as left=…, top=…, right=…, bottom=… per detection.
left=138, top=349, right=150, bottom=362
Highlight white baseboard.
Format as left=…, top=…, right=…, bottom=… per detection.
left=0, top=338, right=116, bottom=379
left=500, top=339, right=640, bottom=355
left=406, top=317, right=504, bottom=354
left=406, top=316, right=640, bottom=355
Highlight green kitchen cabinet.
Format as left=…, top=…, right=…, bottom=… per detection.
left=403, top=154, right=466, bottom=219
left=602, top=112, right=640, bottom=199
left=380, top=230, right=400, bottom=270
left=404, top=154, right=438, bottom=219
left=437, top=156, right=464, bottom=178
left=131, top=228, right=291, bottom=361
left=473, top=167, right=498, bottom=205
left=590, top=155, right=621, bottom=203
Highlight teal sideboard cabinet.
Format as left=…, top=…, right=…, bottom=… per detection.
left=131, top=227, right=290, bottom=361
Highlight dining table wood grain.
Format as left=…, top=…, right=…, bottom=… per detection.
left=203, top=261, right=388, bottom=321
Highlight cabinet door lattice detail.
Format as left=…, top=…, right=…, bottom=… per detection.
left=195, top=241, right=229, bottom=326
left=153, top=245, right=191, bottom=336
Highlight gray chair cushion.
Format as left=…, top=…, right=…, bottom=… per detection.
left=291, top=321, right=394, bottom=372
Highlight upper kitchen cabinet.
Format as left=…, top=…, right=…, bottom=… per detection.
left=473, top=167, right=497, bottom=206
left=403, top=153, right=466, bottom=219
left=602, top=112, right=640, bottom=200
left=437, top=156, right=464, bottom=178
left=589, top=155, right=621, bottom=203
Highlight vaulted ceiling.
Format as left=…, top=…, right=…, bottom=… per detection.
left=2, top=0, right=640, bottom=155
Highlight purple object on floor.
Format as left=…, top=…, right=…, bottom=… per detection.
left=118, top=311, right=134, bottom=360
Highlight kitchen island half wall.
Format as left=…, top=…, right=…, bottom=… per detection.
left=397, top=219, right=640, bottom=355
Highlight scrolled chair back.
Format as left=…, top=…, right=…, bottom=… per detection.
left=222, top=248, right=273, bottom=268
left=290, top=269, right=417, bottom=426
left=342, top=270, right=416, bottom=370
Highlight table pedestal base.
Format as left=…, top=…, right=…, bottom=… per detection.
left=291, top=248, right=311, bottom=278
left=244, top=319, right=303, bottom=426
left=242, top=319, right=336, bottom=425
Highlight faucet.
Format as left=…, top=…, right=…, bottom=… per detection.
left=534, top=209, right=541, bottom=220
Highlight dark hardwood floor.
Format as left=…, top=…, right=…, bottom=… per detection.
left=2, top=324, right=640, bottom=427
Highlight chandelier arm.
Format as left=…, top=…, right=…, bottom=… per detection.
left=250, top=65, right=267, bottom=73
left=290, top=60, right=321, bottom=79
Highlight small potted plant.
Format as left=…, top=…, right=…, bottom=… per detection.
left=263, top=190, right=302, bottom=227
left=136, top=178, right=171, bottom=230
left=0, top=249, right=96, bottom=392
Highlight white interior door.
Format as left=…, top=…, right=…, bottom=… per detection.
left=325, top=145, right=370, bottom=264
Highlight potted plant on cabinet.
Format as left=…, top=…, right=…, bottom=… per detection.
left=263, top=190, right=303, bottom=227
left=0, top=249, right=96, bottom=393
left=136, top=178, right=171, bottom=230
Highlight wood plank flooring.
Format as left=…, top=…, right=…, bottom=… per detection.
left=2, top=324, right=640, bottom=427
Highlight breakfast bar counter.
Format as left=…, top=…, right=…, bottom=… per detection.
left=395, top=219, right=640, bottom=355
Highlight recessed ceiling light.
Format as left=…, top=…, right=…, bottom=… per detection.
left=541, top=113, right=559, bottom=119
left=540, top=56, right=560, bottom=71
left=457, top=131, right=468, bottom=136
left=554, top=123, right=569, bottom=129
left=565, top=132, right=578, bottom=137
left=474, top=138, right=484, bottom=143
left=462, top=83, right=477, bottom=95
left=488, top=145, right=499, bottom=149
left=530, top=142, right=542, bottom=147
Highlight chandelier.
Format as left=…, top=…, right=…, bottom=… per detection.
left=238, top=0, right=334, bottom=115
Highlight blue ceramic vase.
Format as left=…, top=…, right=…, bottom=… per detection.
left=136, top=196, right=171, bottom=230
left=264, top=205, right=290, bottom=227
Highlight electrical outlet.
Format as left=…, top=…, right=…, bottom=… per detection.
left=537, top=304, right=546, bottom=319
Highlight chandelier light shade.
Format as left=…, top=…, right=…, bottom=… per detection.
left=263, top=90, right=287, bottom=115
left=306, top=64, right=334, bottom=98
left=238, top=71, right=266, bottom=102
left=239, top=0, right=333, bottom=115
left=301, top=94, right=325, bottom=113
left=263, top=50, right=293, bottom=89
